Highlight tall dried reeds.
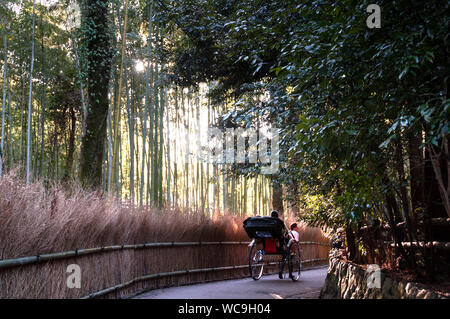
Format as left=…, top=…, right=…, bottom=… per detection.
left=0, top=172, right=329, bottom=298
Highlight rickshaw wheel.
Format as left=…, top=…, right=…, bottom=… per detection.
left=288, top=242, right=302, bottom=281
left=248, top=244, right=264, bottom=280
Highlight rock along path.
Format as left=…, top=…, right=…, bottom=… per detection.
left=134, top=266, right=328, bottom=299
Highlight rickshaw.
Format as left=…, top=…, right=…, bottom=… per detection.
left=243, top=216, right=302, bottom=281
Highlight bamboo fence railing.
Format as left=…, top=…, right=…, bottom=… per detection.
left=0, top=241, right=330, bottom=270
left=0, top=241, right=249, bottom=270
left=0, top=240, right=330, bottom=298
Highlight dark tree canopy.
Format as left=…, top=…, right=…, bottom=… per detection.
left=168, top=0, right=450, bottom=271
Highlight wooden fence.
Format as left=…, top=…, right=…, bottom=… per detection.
left=0, top=241, right=330, bottom=298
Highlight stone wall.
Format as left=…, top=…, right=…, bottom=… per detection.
left=320, top=258, right=447, bottom=299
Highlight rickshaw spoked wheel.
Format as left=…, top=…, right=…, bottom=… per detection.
left=288, top=242, right=302, bottom=282
left=248, top=243, right=264, bottom=280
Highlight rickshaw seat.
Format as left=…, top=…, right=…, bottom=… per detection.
left=243, top=216, right=286, bottom=242
left=264, top=239, right=277, bottom=253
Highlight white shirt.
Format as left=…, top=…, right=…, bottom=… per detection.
left=289, top=230, right=299, bottom=242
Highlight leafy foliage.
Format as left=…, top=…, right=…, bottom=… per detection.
left=168, top=0, right=449, bottom=247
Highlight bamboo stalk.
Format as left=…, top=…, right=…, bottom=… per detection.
left=0, top=25, right=7, bottom=177
left=111, top=0, right=130, bottom=190
left=26, top=0, right=36, bottom=184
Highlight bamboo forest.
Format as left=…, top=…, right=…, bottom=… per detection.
left=0, top=0, right=449, bottom=300
left=0, top=0, right=277, bottom=215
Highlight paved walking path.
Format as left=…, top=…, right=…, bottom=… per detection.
left=135, top=266, right=328, bottom=299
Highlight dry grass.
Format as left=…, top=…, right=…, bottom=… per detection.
left=0, top=172, right=329, bottom=298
